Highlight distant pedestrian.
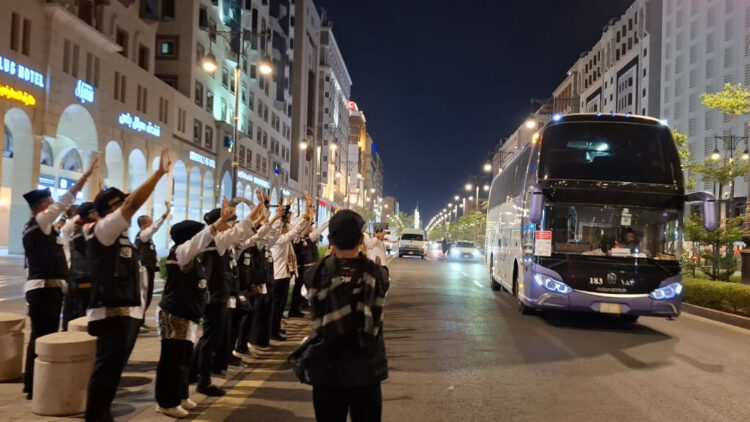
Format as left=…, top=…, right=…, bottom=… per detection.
left=84, top=150, right=170, bottom=422
left=21, top=158, right=97, bottom=399
left=441, top=238, right=449, bottom=257
left=307, top=210, right=389, bottom=422
left=364, top=228, right=389, bottom=276
left=135, top=201, right=170, bottom=330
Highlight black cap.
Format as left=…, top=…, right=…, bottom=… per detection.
left=94, top=187, right=127, bottom=216
left=77, top=202, right=96, bottom=223
left=329, top=210, right=365, bottom=250
left=204, top=208, right=236, bottom=225
left=23, top=189, right=52, bottom=207
left=171, top=220, right=205, bottom=245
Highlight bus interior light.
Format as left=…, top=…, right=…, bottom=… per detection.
left=649, top=282, right=683, bottom=300
left=534, top=274, right=572, bottom=294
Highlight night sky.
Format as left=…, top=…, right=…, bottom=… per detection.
left=315, top=0, right=633, bottom=223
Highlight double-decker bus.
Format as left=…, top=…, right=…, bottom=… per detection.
left=485, top=113, right=716, bottom=321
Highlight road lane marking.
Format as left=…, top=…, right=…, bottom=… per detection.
left=472, top=279, right=483, bottom=289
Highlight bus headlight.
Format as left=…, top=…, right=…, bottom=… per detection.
left=533, top=274, right=572, bottom=294
left=649, top=282, right=683, bottom=300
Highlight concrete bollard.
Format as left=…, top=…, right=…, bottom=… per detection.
left=67, top=316, right=89, bottom=333
left=32, top=331, right=96, bottom=416
left=0, top=312, right=25, bottom=382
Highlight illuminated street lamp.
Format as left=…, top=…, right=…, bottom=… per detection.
left=483, top=162, right=492, bottom=173
left=299, top=140, right=309, bottom=150
left=483, top=184, right=490, bottom=192
left=258, top=57, right=274, bottom=75
left=202, top=53, right=218, bottom=73
left=711, top=148, right=721, bottom=161
left=743, top=149, right=749, bottom=160
left=465, top=183, right=473, bottom=191
left=525, top=119, right=537, bottom=129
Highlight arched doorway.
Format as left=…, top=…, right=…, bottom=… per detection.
left=105, top=141, right=124, bottom=190
left=219, top=171, right=231, bottom=206
left=56, top=104, right=98, bottom=201
left=3, top=108, right=34, bottom=251
left=151, top=156, right=170, bottom=249
left=202, top=171, right=214, bottom=217
left=188, top=167, right=202, bottom=222
left=128, top=149, right=147, bottom=240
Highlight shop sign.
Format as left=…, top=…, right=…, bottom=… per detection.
left=189, top=151, right=216, bottom=168
left=0, top=83, right=36, bottom=106
left=0, top=55, right=44, bottom=88
left=281, top=188, right=291, bottom=196
left=238, top=170, right=253, bottom=183
left=253, top=176, right=269, bottom=189
left=118, top=112, right=161, bottom=137
left=74, top=80, right=94, bottom=104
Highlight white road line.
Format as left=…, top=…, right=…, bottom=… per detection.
left=472, top=279, right=483, bottom=289
left=460, top=271, right=469, bottom=278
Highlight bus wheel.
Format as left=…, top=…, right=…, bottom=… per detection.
left=513, top=270, right=534, bottom=315
left=621, top=315, right=639, bottom=324
left=489, top=259, right=501, bottom=291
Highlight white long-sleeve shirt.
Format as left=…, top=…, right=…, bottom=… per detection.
left=364, top=233, right=388, bottom=266
left=175, top=225, right=215, bottom=269
left=85, top=208, right=147, bottom=322
left=138, top=216, right=166, bottom=243
left=212, top=215, right=257, bottom=256
left=23, top=192, right=76, bottom=293
left=61, top=215, right=79, bottom=267
left=300, top=220, right=329, bottom=243
left=270, top=217, right=310, bottom=280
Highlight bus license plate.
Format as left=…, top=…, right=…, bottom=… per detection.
left=599, top=303, right=621, bottom=314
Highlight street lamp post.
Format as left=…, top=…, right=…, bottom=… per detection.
left=201, top=23, right=272, bottom=199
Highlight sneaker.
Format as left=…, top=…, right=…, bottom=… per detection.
left=233, top=349, right=255, bottom=360
left=197, top=384, right=226, bottom=397
left=270, top=334, right=287, bottom=342
left=155, top=405, right=189, bottom=418
left=180, top=399, right=198, bottom=410
left=250, top=342, right=271, bottom=351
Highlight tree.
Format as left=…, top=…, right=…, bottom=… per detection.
left=446, top=211, right=486, bottom=245
left=700, top=83, right=750, bottom=116
left=684, top=214, right=744, bottom=280
left=386, top=211, right=415, bottom=236
left=673, top=129, right=696, bottom=190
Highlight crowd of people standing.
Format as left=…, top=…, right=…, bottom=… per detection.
left=19, top=148, right=391, bottom=422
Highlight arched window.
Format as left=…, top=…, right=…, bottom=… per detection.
left=60, top=149, right=83, bottom=172
left=40, top=139, right=53, bottom=166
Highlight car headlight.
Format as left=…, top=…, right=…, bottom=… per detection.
left=450, top=249, right=460, bottom=257
left=472, top=249, right=481, bottom=257
left=533, top=273, right=572, bottom=294
left=649, top=282, right=683, bottom=300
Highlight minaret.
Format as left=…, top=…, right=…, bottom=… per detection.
left=414, top=202, right=421, bottom=229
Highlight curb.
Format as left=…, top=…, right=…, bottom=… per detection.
left=681, top=302, right=750, bottom=330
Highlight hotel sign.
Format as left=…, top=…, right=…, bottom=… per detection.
left=189, top=151, right=216, bottom=169
left=0, top=83, right=36, bottom=106
left=74, top=80, right=94, bottom=104
left=0, top=55, right=44, bottom=88
left=118, top=112, right=161, bottom=137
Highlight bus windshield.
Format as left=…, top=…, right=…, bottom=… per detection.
left=540, top=204, right=681, bottom=260
left=539, top=121, right=681, bottom=185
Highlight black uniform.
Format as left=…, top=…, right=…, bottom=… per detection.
left=214, top=249, right=240, bottom=372
left=22, top=216, right=68, bottom=398
left=63, top=224, right=91, bottom=330
left=290, top=235, right=319, bottom=317
left=248, top=246, right=274, bottom=347
left=84, top=223, right=143, bottom=422
left=190, top=241, right=234, bottom=389
left=155, top=246, right=208, bottom=409
left=234, top=246, right=259, bottom=353
left=135, top=229, right=159, bottom=323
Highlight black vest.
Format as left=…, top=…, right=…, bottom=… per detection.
left=201, top=241, right=236, bottom=304
left=294, top=238, right=319, bottom=266
left=23, top=217, right=68, bottom=280
left=86, top=224, right=141, bottom=307
left=238, top=247, right=253, bottom=294
left=68, top=225, right=89, bottom=280
left=134, top=231, right=158, bottom=270
left=160, top=247, right=209, bottom=323
left=249, top=246, right=274, bottom=286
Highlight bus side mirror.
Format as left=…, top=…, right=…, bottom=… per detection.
left=528, top=184, right=544, bottom=225
left=686, top=192, right=717, bottom=232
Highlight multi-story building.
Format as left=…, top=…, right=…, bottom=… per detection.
left=552, top=59, right=583, bottom=114
left=290, top=0, right=321, bottom=196
left=153, top=0, right=294, bottom=213
left=382, top=196, right=399, bottom=219
left=0, top=0, right=226, bottom=251
left=578, top=0, right=663, bottom=116
left=660, top=0, right=750, bottom=212
left=347, top=103, right=366, bottom=208
left=317, top=22, right=351, bottom=215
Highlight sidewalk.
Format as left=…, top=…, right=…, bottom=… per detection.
left=0, top=315, right=312, bottom=422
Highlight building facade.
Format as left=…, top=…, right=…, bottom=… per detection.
left=660, top=0, right=750, bottom=209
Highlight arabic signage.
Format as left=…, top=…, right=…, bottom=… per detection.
left=74, top=80, right=94, bottom=104
left=189, top=151, right=216, bottom=168
left=0, top=83, right=36, bottom=106
left=118, top=112, right=161, bottom=137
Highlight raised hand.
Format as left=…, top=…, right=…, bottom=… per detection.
left=83, top=157, right=99, bottom=180
left=157, top=149, right=172, bottom=175
left=164, top=201, right=172, bottom=217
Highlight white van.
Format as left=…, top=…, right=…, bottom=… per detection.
left=398, top=228, right=426, bottom=259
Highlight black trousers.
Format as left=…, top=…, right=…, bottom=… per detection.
left=191, top=303, right=227, bottom=387
left=235, top=306, right=254, bottom=352
left=24, top=287, right=63, bottom=396
left=249, top=292, right=271, bottom=347
left=288, top=267, right=309, bottom=316
left=155, top=339, right=192, bottom=409
left=269, top=278, right=290, bottom=337
left=62, top=279, right=90, bottom=331
left=312, top=383, right=382, bottom=422
left=213, top=306, right=236, bottom=372
left=143, top=269, right=156, bottom=325
left=85, top=316, right=141, bottom=422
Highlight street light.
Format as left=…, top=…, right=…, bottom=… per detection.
left=525, top=119, right=536, bottom=129
left=258, top=56, right=273, bottom=75
left=483, top=184, right=490, bottom=192
left=711, top=148, right=721, bottom=161
left=454, top=195, right=460, bottom=201
left=465, top=183, right=473, bottom=191
left=299, top=140, right=309, bottom=150
left=743, top=149, right=749, bottom=160
left=483, top=162, right=492, bottom=173
left=202, top=53, right=218, bottom=73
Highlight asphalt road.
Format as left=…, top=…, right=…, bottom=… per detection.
left=3, top=255, right=750, bottom=421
